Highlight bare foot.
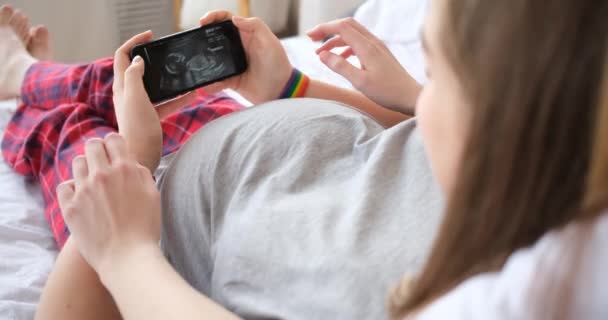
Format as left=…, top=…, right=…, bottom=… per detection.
left=0, top=4, right=37, bottom=100
left=4, top=5, right=52, bottom=61
left=8, top=8, right=29, bottom=44
left=28, top=25, right=52, bottom=60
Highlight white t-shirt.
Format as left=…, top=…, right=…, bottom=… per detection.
left=416, top=211, right=608, bottom=320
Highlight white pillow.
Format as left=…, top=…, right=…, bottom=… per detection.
left=180, top=0, right=289, bottom=33
left=297, top=0, right=367, bottom=34
left=354, top=0, right=429, bottom=44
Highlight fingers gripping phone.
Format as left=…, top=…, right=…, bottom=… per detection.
left=130, top=20, right=248, bottom=103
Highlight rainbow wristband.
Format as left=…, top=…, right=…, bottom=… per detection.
left=279, top=68, right=310, bottom=99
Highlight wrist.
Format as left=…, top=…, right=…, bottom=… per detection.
left=99, top=242, right=163, bottom=290
left=134, top=149, right=161, bottom=173
left=278, top=68, right=311, bottom=99
left=123, top=137, right=162, bottom=173
left=397, top=82, right=422, bottom=115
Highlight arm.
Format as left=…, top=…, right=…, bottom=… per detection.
left=102, top=244, right=239, bottom=320
left=200, top=12, right=421, bottom=128
left=305, top=17, right=423, bottom=124
left=35, top=238, right=122, bottom=320
left=305, top=79, right=415, bottom=127
left=122, top=12, right=422, bottom=170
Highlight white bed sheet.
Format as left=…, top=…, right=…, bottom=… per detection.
left=0, top=35, right=425, bottom=320
left=0, top=99, right=57, bottom=320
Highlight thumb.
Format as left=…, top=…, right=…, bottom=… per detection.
left=124, top=56, right=148, bottom=100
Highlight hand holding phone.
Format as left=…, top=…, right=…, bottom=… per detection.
left=197, top=12, right=294, bottom=104
left=130, top=21, right=248, bottom=103
left=113, top=31, right=198, bottom=172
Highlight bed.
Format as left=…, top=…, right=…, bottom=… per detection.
left=0, top=1, right=427, bottom=318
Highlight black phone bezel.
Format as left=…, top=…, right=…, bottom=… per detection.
left=130, top=20, right=248, bottom=104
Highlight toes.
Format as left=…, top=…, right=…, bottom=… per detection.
left=0, top=5, right=14, bottom=25
left=39, top=25, right=49, bottom=39
left=8, top=9, right=23, bottom=27
left=19, top=17, right=30, bottom=41
left=30, top=25, right=39, bottom=40
left=8, top=10, right=29, bottom=43
left=31, top=25, right=49, bottom=42
left=28, top=25, right=52, bottom=60
left=17, top=18, right=29, bottom=41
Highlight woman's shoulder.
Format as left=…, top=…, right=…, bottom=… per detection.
left=416, top=210, right=608, bottom=320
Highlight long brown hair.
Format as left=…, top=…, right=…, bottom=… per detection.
left=585, top=60, right=608, bottom=214
left=390, top=0, right=608, bottom=317
left=534, top=60, right=608, bottom=320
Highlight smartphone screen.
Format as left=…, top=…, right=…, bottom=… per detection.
left=130, top=21, right=248, bottom=103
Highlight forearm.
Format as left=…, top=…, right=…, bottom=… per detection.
left=129, top=145, right=161, bottom=174
left=36, top=238, right=122, bottom=320
left=101, top=244, right=240, bottom=320
left=304, top=79, right=417, bottom=127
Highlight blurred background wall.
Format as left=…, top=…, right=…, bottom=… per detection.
left=1, top=0, right=175, bottom=63
left=1, top=0, right=364, bottom=63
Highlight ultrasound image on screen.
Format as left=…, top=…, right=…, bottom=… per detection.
left=145, top=25, right=237, bottom=98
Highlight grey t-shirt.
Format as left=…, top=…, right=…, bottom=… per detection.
left=157, top=98, right=442, bottom=319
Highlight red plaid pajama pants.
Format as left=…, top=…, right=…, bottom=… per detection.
left=1, top=57, right=244, bottom=249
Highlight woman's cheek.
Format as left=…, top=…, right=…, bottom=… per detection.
left=415, top=84, right=434, bottom=137
left=416, top=87, right=438, bottom=160
left=416, top=84, right=452, bottom=193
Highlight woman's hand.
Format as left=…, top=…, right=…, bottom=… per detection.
left=112, top=31, right=197, bottom=172
left=308, top=18, right=421, bottom=114
left=56, top=133, right=162, bottom=276
left=199, top=11, right=293, bottom=104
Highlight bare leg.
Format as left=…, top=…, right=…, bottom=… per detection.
left=0, top=4, right=121, bottom=320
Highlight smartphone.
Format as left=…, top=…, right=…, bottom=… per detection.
left=130, top=20, right=248, bottom=103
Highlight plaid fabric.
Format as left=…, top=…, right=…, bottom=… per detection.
left=1, top=57, right=243, bottom=249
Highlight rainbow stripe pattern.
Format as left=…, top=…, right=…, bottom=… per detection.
left=279, top=68, right=311, bottom=99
